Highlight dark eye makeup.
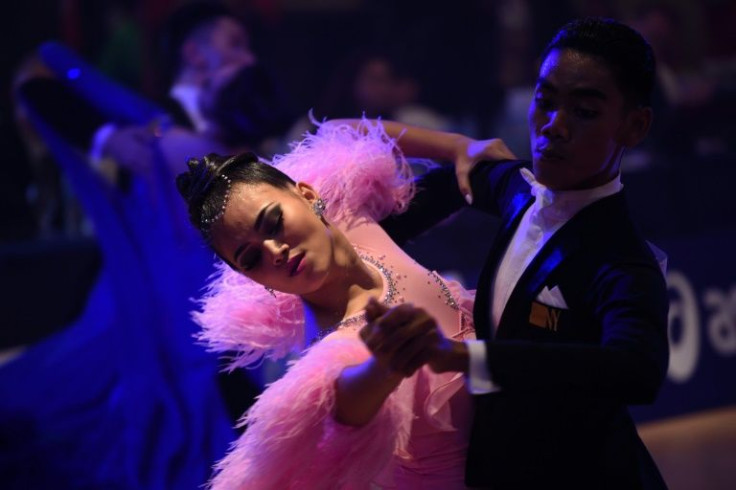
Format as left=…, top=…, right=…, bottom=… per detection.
left=238, top=205, right=283, bottom=271
left=267, top=207, right=283, bottom=236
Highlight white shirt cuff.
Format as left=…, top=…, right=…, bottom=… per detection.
left=465, top=340, right=501, bottom=394
left=89, top=122, right=117, bottom=168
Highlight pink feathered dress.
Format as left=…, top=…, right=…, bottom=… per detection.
left=193, top=120, right=476, bottom=489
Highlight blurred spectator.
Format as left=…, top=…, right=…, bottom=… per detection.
left=156, top=1, right=257, bottom=131
left=96, top=0, right=294, bottom=168
left=371, top=0, right=504, bottom=136
left=628, top=3, right=736, bottom=158
left=630, top=4, right=715, bottom=110
left=196, top=42, right=296, bottom=155
left=313, top=48, right=451, bottom=130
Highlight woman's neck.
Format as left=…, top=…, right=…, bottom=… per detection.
left=300, top=230, right=382, bottom=330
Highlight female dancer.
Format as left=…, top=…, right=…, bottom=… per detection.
left=177, top=119, right=513, bottom=488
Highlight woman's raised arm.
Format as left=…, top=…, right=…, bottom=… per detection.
left=324, top=118, right=515, bottom=204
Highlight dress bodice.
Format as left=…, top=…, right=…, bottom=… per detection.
left=322, top=217, right=476, bottom=486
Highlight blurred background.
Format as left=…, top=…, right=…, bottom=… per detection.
left=0, top=0, right=734, bottom=488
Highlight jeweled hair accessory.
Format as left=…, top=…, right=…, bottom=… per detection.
left=200, top=173, right=233, bottom=227
left=177, top=154, right=241, bottom=240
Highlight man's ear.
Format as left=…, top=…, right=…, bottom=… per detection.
left=618, top=106, right=653, bottom=148
left=295, top=181, right=319, bottom=202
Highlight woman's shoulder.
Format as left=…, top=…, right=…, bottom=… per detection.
left=272, top=118, right=415, bottom=224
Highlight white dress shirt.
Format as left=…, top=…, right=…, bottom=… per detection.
left=465, top=168, right=623, bottom=394
left=169, top=83, right=209, bottom=133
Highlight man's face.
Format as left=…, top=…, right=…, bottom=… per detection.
left=200, top=17, right=256, bottom=75
left=528, top=48, right=631, bottom=190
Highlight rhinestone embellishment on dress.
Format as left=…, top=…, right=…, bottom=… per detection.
left=358, top=253, right=398, bottom=305
left=427, top=270, right=459, bottom=310
left=328, top=253, right=400, bottom=334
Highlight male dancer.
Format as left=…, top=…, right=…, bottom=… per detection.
left=363, top=18, right=669, bottom=489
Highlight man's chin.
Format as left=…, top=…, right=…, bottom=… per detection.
left=531, top=164, right=552, bottom=186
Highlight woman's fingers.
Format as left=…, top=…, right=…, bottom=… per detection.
left=361, top=303, right=441, bottom=375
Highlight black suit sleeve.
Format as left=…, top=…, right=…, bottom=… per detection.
left=381, top=159, right=531, bottom=246
left=485, top=257, right=669, bottom=404
left=469, top=159, right=529, bottom=217
left=379, top=165, right=466, bottom=247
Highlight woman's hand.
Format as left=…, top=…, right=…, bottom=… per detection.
left=453, top=137, right=516, bottom=205
left=360, top=298, right=470, bottom=375
left=360, top=299, right=439, bottom=377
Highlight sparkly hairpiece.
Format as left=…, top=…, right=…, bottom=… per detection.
left=200, top=173, right=233, bottom=228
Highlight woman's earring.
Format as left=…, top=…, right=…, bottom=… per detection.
left=312, top=198, right=326, bottom=218
left=265, top=286, right=276, bottom=297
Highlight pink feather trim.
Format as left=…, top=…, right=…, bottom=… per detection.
left=208, top=338, right=412, bottom=489
left=192, top=262, right=304, bottom=369
left=193, top=119, right=415, bottom=368
left=274, top=118, right=415, bottom=226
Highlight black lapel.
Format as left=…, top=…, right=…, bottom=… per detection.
left=473, top=192, right=533, bottom=340
left=495, top=192, right=626, bottom=339
left=496, top=226, right=581, bottom=339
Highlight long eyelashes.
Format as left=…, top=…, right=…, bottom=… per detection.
left=269, top=210, right=283, bottom=236
left=241, top=209, right=284, bottom=271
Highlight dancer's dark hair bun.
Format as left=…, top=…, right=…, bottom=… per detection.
left=176, top=154, right=223, bottom=207
left=176, top=152, right=295, bottom=242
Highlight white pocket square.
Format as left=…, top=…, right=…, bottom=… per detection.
left=536, top=285, right=568, bottom=309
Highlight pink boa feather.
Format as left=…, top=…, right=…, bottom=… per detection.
left=208, top=338, right=412, bottom=489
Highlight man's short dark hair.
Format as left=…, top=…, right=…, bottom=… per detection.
left=541, top=17, right=656, bottom=107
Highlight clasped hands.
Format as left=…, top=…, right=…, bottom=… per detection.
left=359, top=298, right=469, bottom=378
